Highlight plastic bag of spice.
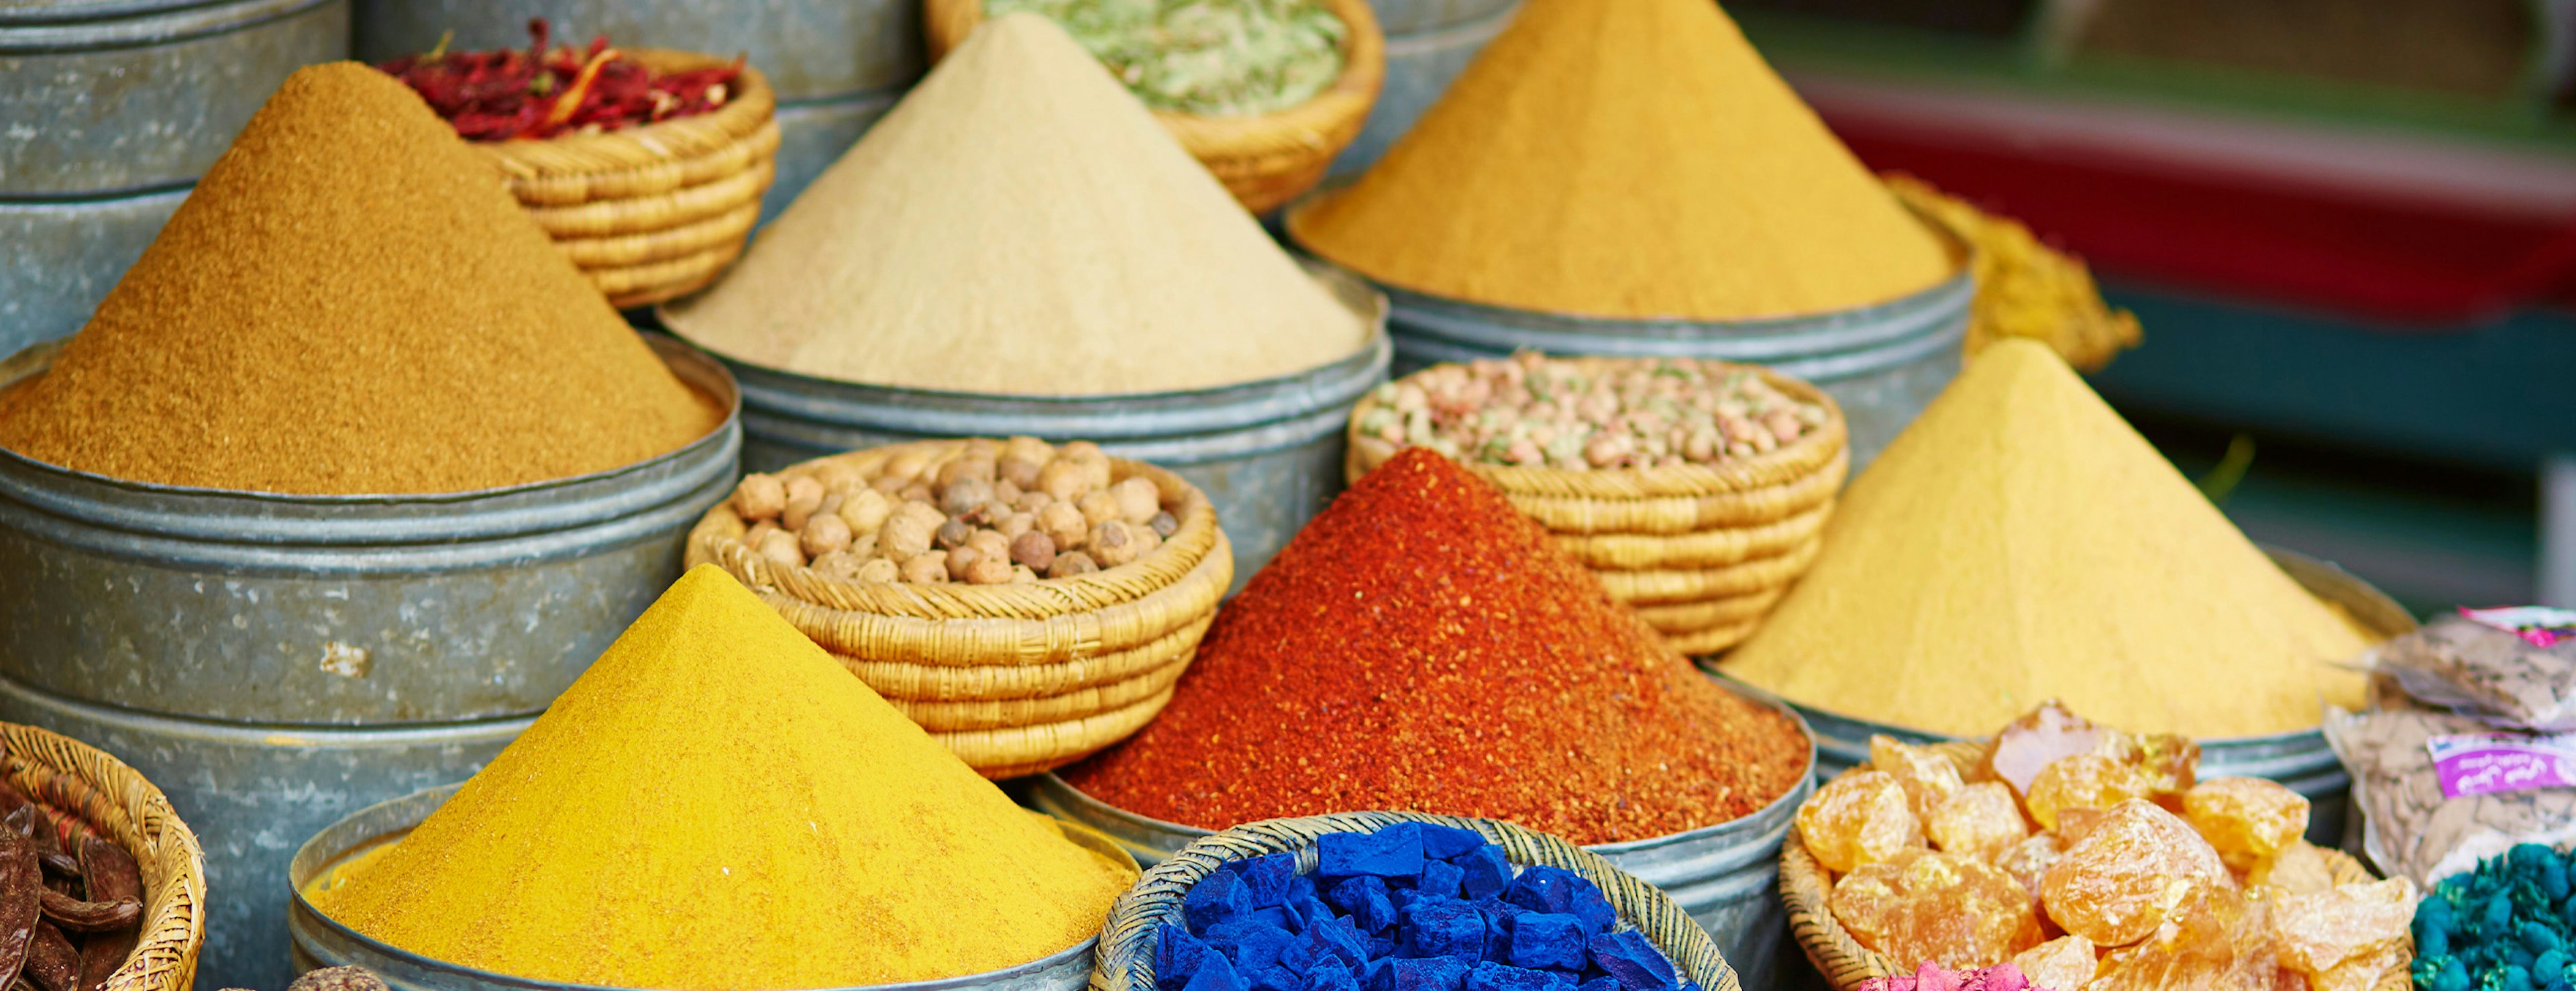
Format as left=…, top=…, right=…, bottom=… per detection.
left=2361, top=608, right=2576, bottom=731
left=2324, top=705, right=2576, bottom=888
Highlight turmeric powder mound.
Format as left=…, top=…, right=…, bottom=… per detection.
left=1719, top=340, right=2379, bottom=739
left=662, top=13, right=1366, bottom=396
left=0, top=63, right=721, bottom=495
left=309, top=565, right=1136, bottom=989
left=1287, top=0, right=1955, bottom=321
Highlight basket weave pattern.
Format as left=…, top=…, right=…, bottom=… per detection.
left=1090, top=811, right=1743, bottom=991
left=1778, top=741, right=2409, bottom=991
left=1347, top=359, right=1847, bottom=654
left=0, top=724, right=205, bottom=991
left=477, top=49, right=778, bottom=309
left=688, top=440, right=1230, bottom=778
left=924, top=0, right=1387, bottom=213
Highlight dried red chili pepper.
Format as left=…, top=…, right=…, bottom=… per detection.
left=1064, top=448, right=1813, bottom=845
left=375, top=19, right=743, bottom=142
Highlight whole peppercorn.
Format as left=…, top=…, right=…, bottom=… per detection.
left=935, top=519, right=973, bottom=551
left=900, top=552, right=949, bottom=584
left=731, top=474, right=787, bottom=521
left=799, top=514, right=853, bottom=558
left=1048, top=551, right=1099, bottom=578
left=877, top=515, right=934, bottom=560
left=1011, top=530, right=1057, bottom=572
left=1111, top=477, right=1161, bottom=525
left=946, top=546, right=981, bottom=581
left=1089, top=520, right=1141, bottom=568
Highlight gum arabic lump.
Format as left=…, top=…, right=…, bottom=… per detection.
left=1929, top=782, right=2031, bottom=864
left=1798, top=771, right=1923, bottom=874
left=2009, top=935, right=2098, bottom=991
left=2183, top=778, right=2310, bottom=872
left=1872, top=735, right=1967, bottom=821
left=2040, top=800, right=2231, bottom=947
left=2025, top=755, right=2155, bottom=832
left=1831, top=848, right=2045, bottom=969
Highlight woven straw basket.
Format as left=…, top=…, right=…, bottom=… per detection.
left=924, top=0, right=1387, bottom=213
left=1091, top=811, right=1742, bottom=991
left=1779, top=741, right=2410, bottom=991
left=0, top=723, right=205, bottom=991
left=480, top=49, right=779, bottom=309
left=687, top=440, right=1231, bottom=779
left=1346, top=358, right=1847, bottom=655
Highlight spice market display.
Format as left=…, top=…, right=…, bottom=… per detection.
left=982, top=0, right=1348, bottom=116
left=1786, top=702, right=2417, bottom=991
left=661, top=12, right=1368, bottom=397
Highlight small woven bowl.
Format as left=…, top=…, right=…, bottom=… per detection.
left=924, top=0, right=1386, bottom=213
left=1779, top=741, right=2410, bottom=991
left=688, top=439, right=1230, bottom=778
left=477, top=48, right=780, bottom=308
left=0, top=723, right=207, bottom=991
left=1089, top=811, right=1743, bottom=991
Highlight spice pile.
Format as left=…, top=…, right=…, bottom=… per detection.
left=1885, top=177, right=2141, bottom=373
left=378, top=20, right=744, bottom=140
left=1720, top=340, right=2379, bottom=739
left=0, top=787, right=143, bottom=991
left=1065, top=448, right=1810, bottom=844
left=663, top=13, right=1366, bottom=397
left=1287, top=0, right=1951, bottom=320
left=1354, top=354, right=1827, bottom=470
left=1157, top=824, right=1700, bottom=991
left=0, top=63, right=721, bottom=495
left=2410, top=845, right=2576, bottom=991
left=987, top=0, right=1346, bottom=116
left=1797, top=703, right=2414, bottom=991
left=307, top=565, right=1136, bottom=988
left=729, top=438, right=1181, bottom=584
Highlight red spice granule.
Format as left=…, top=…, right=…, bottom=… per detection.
left=1065, top=448, right=1811, bottom=844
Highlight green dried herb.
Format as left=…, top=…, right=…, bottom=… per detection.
left=985, top=0, right=1346, bottom=116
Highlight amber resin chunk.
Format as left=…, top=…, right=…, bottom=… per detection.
left=1872, top=736, right=1966, bottom=821
left=2009, top=935, right=2098, bottom=990
left=2246, top=841, right=2337, bottom=895
left=2183, top=778, right=2310, bottom=872
left=2267, top=878, right=2414, bottom=981
left=2039, top=800, right=2231, bottom=946
left=2087, top=885, right=2280, bottom=991
left=1831, top=848, right=2045, bottom=968
left=1928, top=782, right=2029, bottom=864
left=1996, top=833, right=2063, bottom=900
left=2025, top=754, right=2155, bottom=831
left=1798, top=771, right=1923, bottom=873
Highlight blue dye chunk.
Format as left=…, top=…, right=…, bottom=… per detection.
left=1464, top=961, right=1575, bottom=991
left=1503, top=868, right=1615, bottom=935
left=1403, top=899, right=1487, bottom=959
left=1587, top=933, right=1680, bottom=991
left=1417, top=825, right=1487, bottom=859
left=1229, top=923, right=1297, bottom=973
left=1576, top=978, right=1618, bottom=991
left=1191, top=870, right=1254, bottom=931
left=1321, top=831, right=1428, bottom=880
left=1507, top=915, right=1585, bottom=972
left=1419, top=861, right=1466, bottom=900
left=1254, top=968, right=1307, bottom=991
left=1160, top=923, right=1219, bottom=991
left=1244, top=854, right=1302, bottom=908
left=1309, top=961, right=1362, bottom=991
left=1314, top=917, right=1370, bottom=968
left=1460, top=847, right=1511, bottom=900
left=1389, top=958, right=1472, bottom=991
left=1187, top=955, right=1248, bottom=991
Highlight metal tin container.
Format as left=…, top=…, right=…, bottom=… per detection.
left=0, top=0, right=347, bottom=197
left=1328, top=3, right=1515, bottom=179
left=1025, top=689, right=1817, bottom=990
left=351, top=0, right=922, bottom=102
left=1735, top=547, right=2419, bottom=848
left=0, top=185, right=186, bottom=358
left=1336, top=257, right=1972, bottom=470
left=683, top=269, right=1390, bottom=589
left=289, top=782, right=1121, bottom=991
left=763, top=88, right=905, bottom=225
left=0, top=334, right=743, bottom=725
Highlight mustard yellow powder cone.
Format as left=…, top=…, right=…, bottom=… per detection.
left=310, top=564, right=1135, bottom=989
left=1718, top=340, right=2377, bottom=738
left=1287, top=0, right=1953, bottom=320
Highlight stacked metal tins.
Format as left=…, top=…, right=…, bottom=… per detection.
left=1330, top=0, right=1518, bottom=178
left=352, top=0, right=925, bottom=223
left=0, top=0, right=347, bottom=358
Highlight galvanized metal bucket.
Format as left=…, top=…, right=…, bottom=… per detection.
left=0, top=186, right=187, bottom=358
left=763, top=87, right=905, bottom=225
left=350, top=0, right=922, bottom=102
left=1733, top=546, right=2418, bottom=849
left=681, top=268, right=1390, bottom=589
left=0, top=332, right=740, bottom=990
left=0, top=0, right=347, bottom=197
left=1025, top=688, right=1818, bottom=990
left=1328, top=3, right=1515, bottom=178
left=288, top=782, right=1118, bottom=991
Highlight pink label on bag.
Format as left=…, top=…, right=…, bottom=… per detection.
left=2428, top=732, right=2576, bottom=798
left=2459, top=605, right=2576, bottom=647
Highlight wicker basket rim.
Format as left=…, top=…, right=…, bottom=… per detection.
left=1348, top=358, right=1848, bottom=495
left=2, top=722, right=206, bottom=991
left=471, top=48, right=775, bottom=177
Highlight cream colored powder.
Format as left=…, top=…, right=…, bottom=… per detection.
left=663, top=13, right=1366, bottom=396
left=1719, top=340, right=2379, bottom=739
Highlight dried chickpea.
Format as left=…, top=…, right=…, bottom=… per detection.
left=936, top=456, right=996, bottom=489
left=1061, top=441, right=1106, bottom=462
left=784, top=475, right=824, bottom=506
left=755, top=529, right=804, bottom=568
left=877, top=515, right=934, bottom=560
left=1048, top=551, right=1099, bottom=578
left=965, top=529, right=1012, bottom=564
left=1149, top=511, right=1179, bottom=539
left=855, top=557, right=900, bottom=583
left=994, top=479, right=1023, bottom=505
left=1090, top=520, right=1142, bottom=567
left=894, top=501, right=946, bottom=533
left=900, top=552, right=949, bottom=584
left=810, top=550, right=863, bottom=578
left=732, top=474, right=787, bottom=521
left=868, top=474, right=907, bottom=495
left=1129, top=525, right=1161, bottom=559
left=812, top=460, right=865, bottom=494
left=837, top=488, right=896, bottom=535
left=941, top=478, right=994, bottom=519
left=898, top=482, right=934, bottom=504
left=743, top=521, right=782, bottom=549
left=999, top=455, right=1046, bottom=490
left=935, top=519, right=973, bottom=550
left=965, top=557, right=1014, bottom=585
left=1037, top=459, right=1089, bottom=503
left=1010, top=530, right=1057, bottom=572
left=847, top=532, right=877, bottom=561
left=800, top=514, right=853, bottom=558
left=1037, top=501, right=1088, bottom=551
left=1005, top=435, right=1054, bottom=464
left=1111, top=478, right=1160, bottom=525
left=782, top=492, right=824, bottom=532
left=881, top=450, right=933, bottom=483
left=1010, top=565, right=1038, bottom=584
left=997, top=512, right=1036, bottom=541
left=1014, top=491, right=1053, bottom=515
left=945, top=546, right=981, bottom=581
left=1077, top=490, right=1121, bottom=527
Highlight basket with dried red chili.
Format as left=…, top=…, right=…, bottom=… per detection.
left=375, top=19, right=780, bottom=308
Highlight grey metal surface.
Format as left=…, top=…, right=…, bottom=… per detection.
left=1356, top=263, right=1973, bottom=471
left=0, top=335, right=742, bottom=723
left=761, top=87, right=903, bottom=225
left=1752, top=546, right=2420, bottom=849
left=1326, top=4, right=1513, bottom=178
left=0, top=677, right=528, bottom=991
left=1363, top=0, right=1517, bottom=36
left=686, top=270, right=1390, bottom=590
left=0, top=0, right=345, bottom=196
left=0, top=185, right=184, bottom=357
left=289, top=783, right=1108, bottom=991
left=350, top=0, right=922, bottom=102
left=1031, top=688, right=1818, bottom=990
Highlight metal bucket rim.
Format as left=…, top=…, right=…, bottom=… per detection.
left=0, top=0, right=332, bottom=52
left=667, top=266, right=1389, bottom=414
left=0, top=333, right=740, bottom=510
left=0, top=0, right=228, bottom=25
left=290, top=782, right=1110, bottom=991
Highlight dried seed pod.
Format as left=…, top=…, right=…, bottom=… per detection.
left=934, top=519, right=973, bottom=552
left=1049, top=552, right=1099, bottom=579
left=1076, top=491, right=1121, bottom=527
left=1089, top=521, right=1141, bottom=568
left=38, top=890, right=139, bottom=933
left=1010, top=531, right=1057, bottom=573
left=900, top=553, right=949, bottom=584
left=731, top=474, right=787, bottom=521
left=23, top=923, right=75, bottom=991
left=837, top=488, right=896, bottom=535
left=945, top=547, right=981, bottom=582
left=0, top=828, right=39, bottom=985
left=877, top=515, right=934, bottom=561
left=1149, top=511, right=1179, bottom=539
left=754, top=529, right=804, bottom=569
left=940, top=478, right=994, bottom=519
left=799, top=515, right=853, bottom=559
left=1110, top=478, right=1161, bottom=525
left=855, top=557, right=901, bottom=583
left=1037, top=459, right=1090, bottom=503
left=965, top=529, right=1011, bottom=564
left=965, top=558, right=1014, bottom=585
left=1037, top=502, right=1088, bottom=552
